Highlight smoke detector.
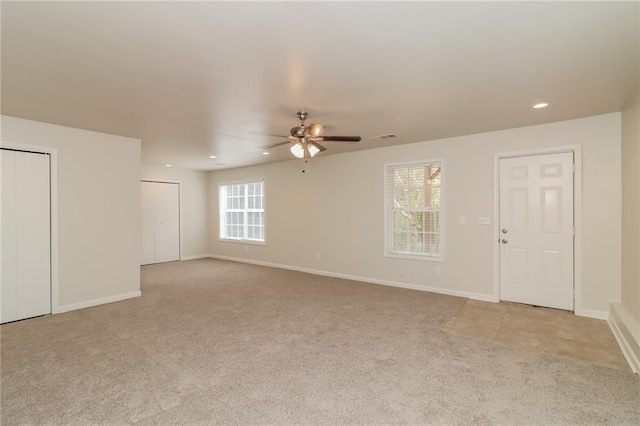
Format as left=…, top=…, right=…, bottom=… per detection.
left=371, top=133, right=397, bottom=140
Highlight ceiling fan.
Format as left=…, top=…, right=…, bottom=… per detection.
left=263, top=111, right=361, bottom=159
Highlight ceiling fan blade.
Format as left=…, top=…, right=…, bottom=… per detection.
left=318, top=136, right=361, bottom=142
left=217, top=132, right=254, bottom=142
left=264, top=134, right=290, bottom=138
left=310, top=141, right=327, bottom=152
left=262, top=140, right=291, bottom=149
left=248, top=131, right=290, bottom=138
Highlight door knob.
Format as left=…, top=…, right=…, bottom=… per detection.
left=501, top=239, right=508, bottom=244
left=501, top=228, right=508, bottom=234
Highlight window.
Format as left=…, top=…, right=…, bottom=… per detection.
left=219, top=180, right=265, bottom=242
left=385, top=161, right=443, bottom=259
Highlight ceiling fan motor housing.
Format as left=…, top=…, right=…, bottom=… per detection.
left=291, top=125, right=307, bottom=137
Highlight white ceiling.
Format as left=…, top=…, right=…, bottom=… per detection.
left=1, top=1, right=638, bottom=170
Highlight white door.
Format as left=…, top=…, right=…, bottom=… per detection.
left=141, top=181, right=180, bottom=265
left=499, top=152, right=574, bottom=311
left=1, top=149, right=51, bottom=323
left=154, top=182, right=180, bottom=263
left=141, top=181, right=157, bottom=265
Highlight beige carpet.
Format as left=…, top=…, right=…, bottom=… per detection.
left=1, top=259, right=639, bottom=425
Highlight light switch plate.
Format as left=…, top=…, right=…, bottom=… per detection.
left=459, top=215, right=466, bottom=225
left=478, top=217, right=491, bottom=225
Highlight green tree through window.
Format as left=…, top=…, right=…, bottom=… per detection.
left=386, top=161, right=442, bottom=258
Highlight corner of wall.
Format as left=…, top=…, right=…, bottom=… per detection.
left=609, top=302, right=640, bottom=374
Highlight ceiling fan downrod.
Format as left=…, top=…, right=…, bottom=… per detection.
left=297, top=111, right=309, bottom=124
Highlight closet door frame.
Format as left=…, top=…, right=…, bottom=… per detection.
left=140, top=179, right=182, bottom=262
left=1, top=142, right=60, bottom=314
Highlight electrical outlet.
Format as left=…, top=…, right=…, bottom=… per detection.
left=245, top=246, right=249, bottom=252
left=434, top=266, right=442, bottom=275
left=459, top=215, right=466, bottom=225
left=315, top=252, right=320, bottom=259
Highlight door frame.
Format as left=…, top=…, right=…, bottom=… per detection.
left=492, top=145, right=584, bottom=315
left=140, top=179, right=182, bottom=262
left=0, top=142, right=59, bottom=314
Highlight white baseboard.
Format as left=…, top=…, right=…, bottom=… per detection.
left=181, top=254, right=210, bottom=261
left=207, top=254, right=495, bottom=302
left=608, top=303, right=640, bottom=374
left=575, top=308, right=609, bottom=320
left=56, top=291, right=142, bottom=314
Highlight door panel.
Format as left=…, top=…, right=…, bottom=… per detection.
left=1, top=150, right=19, bottom=322
left=154, top=183, right=180, bottom=263
left=499, top=152, right=574, bottom=311
left=541, top=187, right=562, bottom=233
left=509, top=188, right=528, bottom=232
left=541, top=250, right=561, bottom=288
left=141, top=181, right=156, bottom=265
left=1, top=150, right=51, bottom=323
left=15, top=152, right=51, bottom=320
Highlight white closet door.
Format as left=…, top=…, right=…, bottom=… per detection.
left=1, top=150, right=19, bottom=322
left=154, top=183, right=180, bottom=263
left=141, top=181, right=157, bottom=265
left=140, top=181, right=180, bottom=265
left=1, top=150, right=51, bottom=323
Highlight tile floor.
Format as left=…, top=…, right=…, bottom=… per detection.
left=444, top=300, right=629, bottom=370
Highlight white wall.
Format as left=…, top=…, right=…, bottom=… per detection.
left=209, top=113, right=621, bottom=317
left=141, top=165, right=209, bottom=259
left=1, top=115, right=141, bottom=311
left=621, top=87, right=640, bottom=325
left=613, top=75, right=640, bottom=372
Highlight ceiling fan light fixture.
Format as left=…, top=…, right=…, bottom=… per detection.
left=307, top=143, right=320, bottom=157
left=290, top=142, right=305, bottom=159
left=280, top=111, right=361, bottom=159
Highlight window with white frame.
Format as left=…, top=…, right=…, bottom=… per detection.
left=219, top=180, right=265, bottom=242
left=385, top=161, right=443, bottom=259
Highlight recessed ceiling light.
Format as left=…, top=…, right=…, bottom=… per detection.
left=533, top=103, right=549, bottom=109
left=262, top=152, right=270, bottom=155
left=165, top=164, right=172, bottom=167
left=209, top=155, right=217, bottom=159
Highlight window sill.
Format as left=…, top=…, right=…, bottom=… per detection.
left=219, top=238, right=266, bottom=246
left=384, top=253, right=444, bottom=262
